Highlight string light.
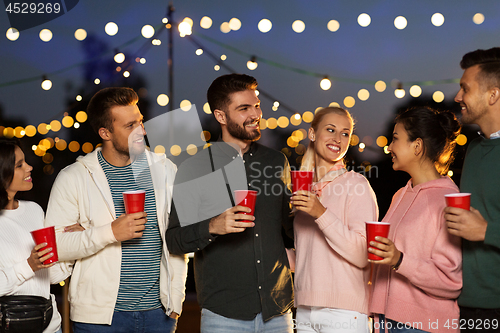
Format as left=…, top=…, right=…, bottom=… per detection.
left=6, top=28, right=20, bottom=41
left=320, top=77, right=332, bottom=90
left=114, top=51, right=125, bottom=64
left=41, top=76, right=52, bottom=90
left=247, top=56, right=258, bottom=70
left=200, top=16, right=212, bottom=29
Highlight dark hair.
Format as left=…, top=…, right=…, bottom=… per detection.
left=460, top=47, right=500, bottom=90
left=207, top=74, right=258, bottom=112
left=87, top=87, right=139, bottom=134
left=395, top=107, right=461, bottom=175
left=0, top=139, right=21, bottom=209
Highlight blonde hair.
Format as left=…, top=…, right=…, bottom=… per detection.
left=300, top=107, right=354, bottom=171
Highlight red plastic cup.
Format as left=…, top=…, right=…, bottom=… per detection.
left=366, top=222, right=391, bottom=260
left=445, top=193, right=471, bottom=210
left=234, top=190, right=257, bottom=223
left=291, top=170, right=314, bottom=192
left=30, top=226, right=58, bottom=264
left=123, top=190, right=146, bottom=214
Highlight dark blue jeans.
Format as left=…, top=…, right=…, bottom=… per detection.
left=73, top=308, right=177, bottom=333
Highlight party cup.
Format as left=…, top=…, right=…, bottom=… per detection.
left=366, top=222, right=390, bottom=260
left=123, top=190, right=146, bottom=214
left=234, top=190, right=257, bottom=223
left=291, top=170, right=314, bottom=192
left=445, top=193, right=471, bottom=210
left=31, top=226, right=58, bottom=264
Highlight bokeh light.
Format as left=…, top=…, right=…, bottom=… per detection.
left=74, top=28, right=87, bottom=41
left=395, top=88, right=406, bottom=98
left=320, top=78, right=331, bottom=90
left=6, top=28, right=19, bottom=41
left=456, top=134, right=467, bottom=146
left=357, top=89, right=370, bottom=101
left=141, top=25, right=155, bottom=38
left=473, top=13, right=485, bottom=25
left=82, top=142, right=94, bottom=154
left=409, top=85, right=422, bottom=98
left=327, top=20, right=340, bottom=32
left=75, top=111, right=87, bottom=123
left=292, top=20, right=305, bottom=33
left=180, top=100, right=192, bottom=111
left=220, top=22, right=231, bottom=33
left=157, top=94, right=169, bottom=106
left=376, top=136, right=388, bottom=147
left=203, top=102, right=211, bottom=114
left=375, top=80, right=387, bottom=92
left=431, top=13, right=445, bottom=27
left=343, top=96, right=355, bottom=108
left=394, top=16, right=407, bottom=30
left=229, top=18, right=242, bottom=31
left=50, top=120, right=62, bottom=132
left=41, top=79, right=52, bottom=90
left=69, top=141, right=80, bottom=153
left=358, top=13, right=371, bottom=27
left=200, top=16, right=213, bottom=29
left=105, top=22, right=118, bottom=36
left=114, top=52, right=125, bottom=63
left=62, top=116, right=74, bottom=128
left=186, top=144, right=198, bottom=155
left=39, top=29, right=52, bottom=42
left=277, top=116, right=289, bottom=128
left=302, top=111, right=314, bottom=123
left=432, top=91, right=445, bottom=103
left=258, top=19, right=272, bottom=33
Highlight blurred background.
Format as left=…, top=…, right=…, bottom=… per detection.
left=1, top=1, right=499, bottom=331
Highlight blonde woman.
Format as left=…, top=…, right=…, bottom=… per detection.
left=291, top=107, right=378, bottom=333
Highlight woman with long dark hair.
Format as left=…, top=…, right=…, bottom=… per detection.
left=0, top=139, right=80, bottom=333
left=369, top=107, right=463, bottom=333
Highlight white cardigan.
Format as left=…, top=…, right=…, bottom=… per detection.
left=0, top=200, right=71, bottom=333
left=45, top=148, right=188, bottom=325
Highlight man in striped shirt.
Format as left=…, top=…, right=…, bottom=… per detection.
left=45, top=87, right=188, bottom=333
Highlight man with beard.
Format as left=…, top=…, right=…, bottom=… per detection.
left=45, top=87, right=188, bottom=332
left=166, top=74, right=294, bottom=332
left=444, top=47, right=500, bottom=331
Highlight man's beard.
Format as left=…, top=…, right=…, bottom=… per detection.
left=461, top=105, right=487, bottom=125
left=111, top=137, right=145, bottom=159
left=226, top=114, right=261, bottom=141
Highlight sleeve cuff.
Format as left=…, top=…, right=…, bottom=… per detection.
left=15, top=260, right=35, bottom=282
left=197, top=219, right=217, bottom=250
left=484, top=219, right=500, bottom=248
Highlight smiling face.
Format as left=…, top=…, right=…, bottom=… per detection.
left=455, top=64, right=489, bottom=126
left=309, top=112, right=352, bottom=169
left=388, top=122, right=418, bottom=172
left=106, top=104, right=146, bottom=160
left=6, top=146, right=33, bottom=199
left=218, top=89, right=262, bottom=142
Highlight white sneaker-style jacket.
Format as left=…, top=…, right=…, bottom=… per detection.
left=45, top=148, right=188, bottom=325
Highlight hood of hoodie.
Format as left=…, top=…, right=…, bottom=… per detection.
left=404, top=175, right=458, bottom=194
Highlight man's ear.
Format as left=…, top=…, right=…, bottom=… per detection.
left=488, top=87, right=500, bottom=106
left=214, top=109, right=227, bottom=125
left=98, top=127, right=111, bottom=141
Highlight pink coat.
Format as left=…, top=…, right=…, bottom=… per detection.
left=294, top=170, right=378, bottom=314
left=369, top=177, right=462, bottom=333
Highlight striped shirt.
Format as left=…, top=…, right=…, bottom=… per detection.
left=98, top=151, right=162, bottom=311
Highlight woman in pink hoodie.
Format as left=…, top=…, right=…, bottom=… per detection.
left=369, top=107, right=463, bottom=333
left=291, top=107, right=378, bottom=333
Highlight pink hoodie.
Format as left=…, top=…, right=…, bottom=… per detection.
left=294, top=170, right=378, bottom=314
left=369, top=177, right=462, bottom=333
